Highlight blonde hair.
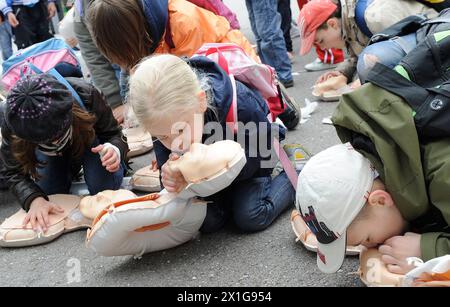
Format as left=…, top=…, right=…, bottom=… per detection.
left=128, top=54, right=212, bottom=130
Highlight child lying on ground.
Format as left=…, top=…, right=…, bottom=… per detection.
left=296, top=83, right=450, bottom=274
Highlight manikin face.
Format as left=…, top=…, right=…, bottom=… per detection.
left=149, top=92, right=207, bottom=154
left=80, top=190, right=137, bottom=220
left=170, top=140, right=242, bottom=183
left=346, top=182, right=407, bottom=248
left=314, top=18, right=346, bottom=50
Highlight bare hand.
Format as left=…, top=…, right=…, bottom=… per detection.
left=161, top=154, right=187, bottom=193
left=113, top=105, right=125, bottom=124
left=65, top=37, right=78, bottom=48
left=151, top=160, right=158, bottom=172
left=379, top=232, right=422, bottom=275
left=7, top=13, right=19, bottom=27
left=23, top=197, right=64, bottom=232
left=92, top=144, right=120, bottom=173
left=47, top=2, right=57, bottom=19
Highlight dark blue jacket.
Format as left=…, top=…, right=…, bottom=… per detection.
left=142, top=0, right=169, bottom=53
left=155, top=57, right=285, bottom=183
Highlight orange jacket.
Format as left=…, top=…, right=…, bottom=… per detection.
left=154, top=0, right=259, bottom=62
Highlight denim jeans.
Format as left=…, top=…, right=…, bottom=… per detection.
left=0, top=21, right=13, bottom=60
left=246, top=0, right=292, bottom=82
left=35, top=139, right=124, bottom=195
left=200, top=171, right=295, bottom=233
left=277, top=0, right=293, bottom=53
left=357, top=33, right=417, bottom=83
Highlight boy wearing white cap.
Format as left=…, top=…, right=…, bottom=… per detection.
left=297, top=82, right=450, bottom=274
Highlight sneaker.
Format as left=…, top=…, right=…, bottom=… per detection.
left=279, top=78, right=294, bottom=88
left=278, top=107, right=299, bottom=130
left=283, top=144, right=312, bottom=172
left=304, top=58, right=337, bottom=72
left=272, top=143, right=312, bottom=178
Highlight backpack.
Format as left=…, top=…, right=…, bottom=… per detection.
left=368, top=8, right=450, bottom=46
left=192, top=43, right=299, bottom=188
left=193, top=43, right=286, bottom=128
left=367, top=20, right=450, bottom=139
left=1, top=38, right=82, bottom=91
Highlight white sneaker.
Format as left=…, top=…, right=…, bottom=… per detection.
left=304, top=58, right=337, bottom=72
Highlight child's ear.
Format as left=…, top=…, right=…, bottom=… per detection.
left=197, top=91, right=207, bottom=113
left=327, top=18, right=339, bottom=30
left=368, top=190, right=394, bottom=207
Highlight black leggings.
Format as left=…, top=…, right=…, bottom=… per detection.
left=277, top=0, right=292, bottom=53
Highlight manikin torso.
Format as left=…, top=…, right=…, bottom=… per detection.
left=81, top=140, right=243, bottom=219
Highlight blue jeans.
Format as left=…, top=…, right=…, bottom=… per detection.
left=0, top=21, right=13, bottom=60
left=357, top=33, right=417, bottom=83
left=35, top=140, right=124, bottom=195
left=200, top=171, right=295, bottom=233
left=246, top=0, right=292, bottom=82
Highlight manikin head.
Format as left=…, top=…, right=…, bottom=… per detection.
left=80, top=190, right=137, bottom=220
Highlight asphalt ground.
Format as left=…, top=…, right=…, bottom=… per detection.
left=0, top=1, right=363, bottom=287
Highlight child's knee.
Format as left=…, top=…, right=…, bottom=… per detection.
left=87, top=172, right=123, bottom=195
left=357, top=51, right=381, bottom=82
left=233, top=209, right=270, bottom=233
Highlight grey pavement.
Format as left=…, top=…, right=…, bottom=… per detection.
left=0, top=1, right=363, bottom=287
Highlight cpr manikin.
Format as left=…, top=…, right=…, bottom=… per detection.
left=0, top=195, right=91, bottom=247
left=86, top=140, right=247, bottom=257
left=123, top=126, right=154, bottom=158
left=312, top=76, right=359, bottom=102
left=80, top=190, right=137, bottom=220
left=359, top=248, right=450, bottom=287
left=130, top=164, right=161, bottom=193
left=168, top=141, right=243, bottom=183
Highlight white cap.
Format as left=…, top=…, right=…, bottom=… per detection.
left=296, top=143, right=377, bottom=273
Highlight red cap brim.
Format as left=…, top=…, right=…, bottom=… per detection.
left=300, top=30, right=316, bottom=56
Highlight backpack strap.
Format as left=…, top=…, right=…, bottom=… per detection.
left=366, top=63, right=428, bottom=111
left=225, top=74, right=298, bottom=189
left=205, top=47, right=230, bottom=74
left=423, top=16, right=450, bottom=25
left=273, top=138, right=298, bottom=189
left=225, top=74, right=238, bottom=133
left=26, top=63, right=87, bottom=111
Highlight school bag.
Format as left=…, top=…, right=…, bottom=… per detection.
left=368, top=8, right=450, bottom=48
left=192, top=43, right=300, bottom=188
left=366, top=10, right=450, bottom=140
left=1, top=38, right=82, bottom=91
left=193, top=43, right=289, bottom=125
